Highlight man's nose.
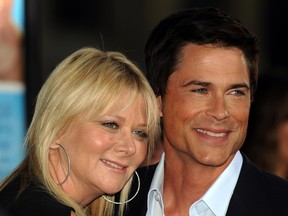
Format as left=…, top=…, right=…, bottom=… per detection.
left=206, top=95, right=229, bottom=120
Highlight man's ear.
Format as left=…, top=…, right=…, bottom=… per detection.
left=157, top=96, right=163, bottom=117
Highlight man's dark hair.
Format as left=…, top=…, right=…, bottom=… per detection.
left=145, top=7, right=259, bottom=100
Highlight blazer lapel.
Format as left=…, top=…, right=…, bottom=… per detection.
left=226, top=153, right=271, bottom=216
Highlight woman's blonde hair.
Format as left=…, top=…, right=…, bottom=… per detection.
left=0, top=47, right=160, bottom=215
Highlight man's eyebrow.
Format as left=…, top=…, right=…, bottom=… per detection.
left=182, top=80, right=250, bottom=90
left=182, top=80, right=211, bottom=88
left=230, top=83, right=250, bottom=90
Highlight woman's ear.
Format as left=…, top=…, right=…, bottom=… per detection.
left=50, top=141, right=61, bottom=150
left=157, top=96, right=163, bottom=117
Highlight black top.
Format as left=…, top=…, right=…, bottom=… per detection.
left=0, top=176, right=74, bottom=216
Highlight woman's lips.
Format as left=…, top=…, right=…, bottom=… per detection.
left=100, top=159, right=127, bottom=170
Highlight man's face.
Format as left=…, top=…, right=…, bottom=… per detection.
left=160, top=44, right=251, bottom=167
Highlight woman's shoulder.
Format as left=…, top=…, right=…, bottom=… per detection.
left=0, top=176, right=73, bottom=216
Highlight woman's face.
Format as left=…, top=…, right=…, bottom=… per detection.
left=52, top=95, right=148, bottom=206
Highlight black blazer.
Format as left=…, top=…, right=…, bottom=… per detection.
left=121, top=153, right=288, bottom=216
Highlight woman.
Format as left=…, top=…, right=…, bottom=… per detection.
left=0, top=47, right=160, bottom=216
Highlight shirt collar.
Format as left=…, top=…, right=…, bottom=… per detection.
left=201, top=151, right=243, bottom=216
left=147, top=151, right=243, bottom=216
left=147, top=153, right=165, bottom=211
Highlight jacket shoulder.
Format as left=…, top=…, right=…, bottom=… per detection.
left=227, top=153, right=288, bottom=216
left=120, top=164, right=158, bottom=216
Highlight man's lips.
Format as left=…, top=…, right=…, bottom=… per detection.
left=196, top=128, right=229, bottom=138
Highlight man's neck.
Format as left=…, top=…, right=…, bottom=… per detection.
left=162, top=149, right=231, bottom=215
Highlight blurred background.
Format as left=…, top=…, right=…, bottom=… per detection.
left=1, top=0, right=288, bottom=180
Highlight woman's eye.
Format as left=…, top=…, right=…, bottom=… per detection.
left=102, top=122, right=119, bottom=129
left=132, top=130, right=148, bottom=139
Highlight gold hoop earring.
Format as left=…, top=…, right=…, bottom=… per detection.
left=102, top=171, right=140, bottom=205
left=55, top=143, right=70, bottom=185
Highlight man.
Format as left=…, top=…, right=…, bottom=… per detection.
left=121, top=7, right=288, bottom=216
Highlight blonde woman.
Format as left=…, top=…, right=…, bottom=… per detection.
left=0, top=47, right=160, bottom=216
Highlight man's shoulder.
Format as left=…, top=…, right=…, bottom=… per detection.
left=134, top=163, right=158, bottom=200
left=243, top=154, right=288, bottom=184
left=137, top=163, right=158, bottom=179
left=227, top=154, right=288, bottom=215
left=121, top=163, right=158, bottom=216
left=258, top=167, right=288, bottom=196
left=239, top=154, right=288, bottom=192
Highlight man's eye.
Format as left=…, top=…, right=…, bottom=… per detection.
left=192, top=88, right=208, bottom=94
left=231, top=89, right=245, bottom=96
left=102, top=122, right=119, bottom=129
left=132, top=130, right=149, bottom=139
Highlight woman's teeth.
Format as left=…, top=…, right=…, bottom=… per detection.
left=101, top=159, right=125, bottom=169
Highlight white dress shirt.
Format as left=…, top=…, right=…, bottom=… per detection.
left=146, top=151, right=243, bottom=216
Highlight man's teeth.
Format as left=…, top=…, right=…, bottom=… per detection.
left=102, top=160, right=124, bottom=169
left=197, top=129, right=226, bottom=137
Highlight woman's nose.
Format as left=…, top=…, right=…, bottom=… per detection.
left=114, top=131, right=136, bottom=156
